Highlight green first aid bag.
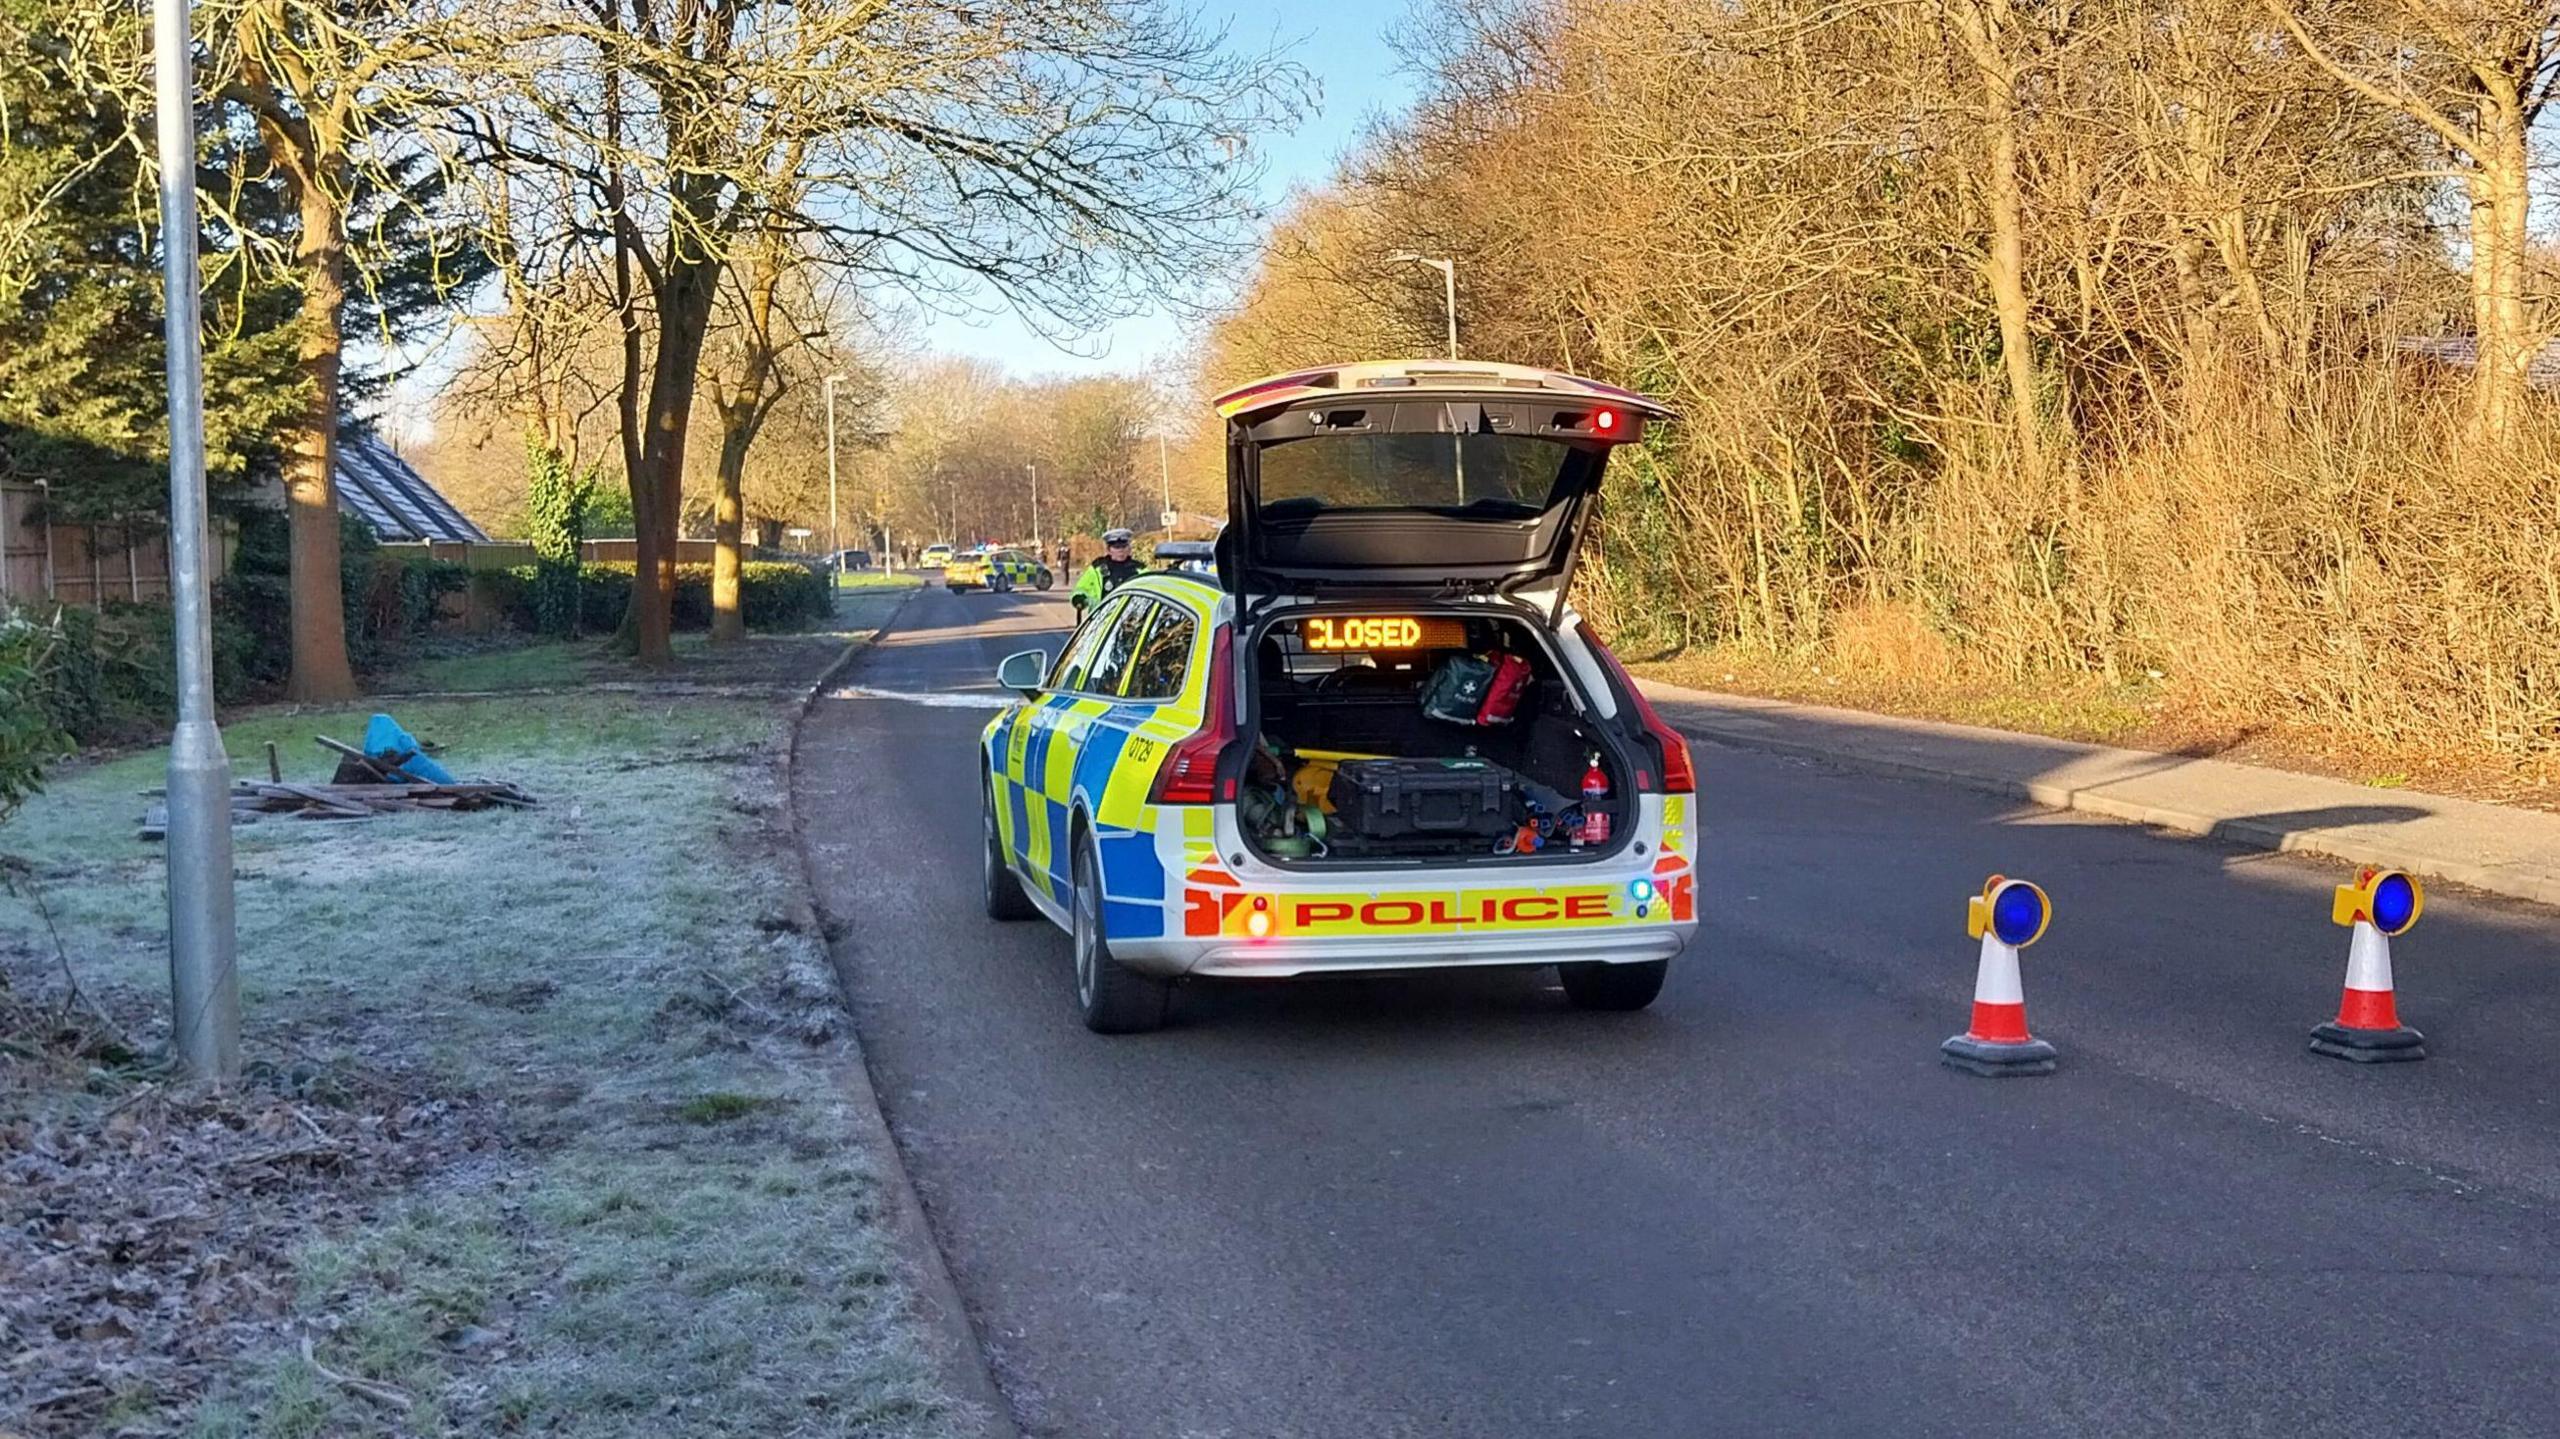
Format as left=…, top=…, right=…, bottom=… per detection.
left=1420, top=654, right=1497, bottom=725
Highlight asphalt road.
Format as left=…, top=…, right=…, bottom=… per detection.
left=797, top=579, right=2560, bottom=1439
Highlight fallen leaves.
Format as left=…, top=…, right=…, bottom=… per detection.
left=0, top=994, right=480, bottom=1438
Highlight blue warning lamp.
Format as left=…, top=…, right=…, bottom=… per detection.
left=1967, top=875, right=2051, bottom=948
left=2332, top=868, right=2422, bottom=936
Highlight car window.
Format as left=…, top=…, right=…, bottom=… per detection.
left=1121, top=604, right=1197, bottom=701
left=1082, top=599, right=1153, bottom=697
left=1048, top=598, right=1122, bottom=691
left=1257, top=432, right=1590, bottom=518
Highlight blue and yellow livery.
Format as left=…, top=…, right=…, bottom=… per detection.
left=945, top=546, right=1050, bottom=593
left=980, top=361, right=1699, bottom=1034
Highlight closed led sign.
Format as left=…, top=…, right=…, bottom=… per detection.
left=1301, top=616, right=1463, bottom=651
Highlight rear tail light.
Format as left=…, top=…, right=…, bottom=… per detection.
left=1149, top=625, right=1238, bottom=804
left=1589, top=638, right=1695, bottom=795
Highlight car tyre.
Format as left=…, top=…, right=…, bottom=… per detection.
left=1035, top=569, right=1055, bottom=591
left=1558, top=959, right=1668, bottom=1012
left=982, top=783, right=1039, bottom=921
left=1072, top=831, right=1169, bottom=1033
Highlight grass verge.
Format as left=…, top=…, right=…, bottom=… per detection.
left=1, top=681, right=965, bottom=1438
left=1635, top=644, right=2560, bottom=813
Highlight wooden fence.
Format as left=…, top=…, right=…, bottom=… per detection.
left=1, top=481, right=228, bottom=606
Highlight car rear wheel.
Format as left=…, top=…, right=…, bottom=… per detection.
left=1558, top=959, right=1668, bottom=1012
left=1072, top=832, right=1169, bottom=1033
left=982, top=785, right=1038, bottom=921
left=1034, top=569, right=1054, bottom=591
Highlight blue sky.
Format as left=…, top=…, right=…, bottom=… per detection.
left=912, top=0, right=1414, bottom=381
left=385, top=4, right=1411, bottom=439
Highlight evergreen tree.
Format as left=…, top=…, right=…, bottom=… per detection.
left=0, top=1, right=301, bottom=517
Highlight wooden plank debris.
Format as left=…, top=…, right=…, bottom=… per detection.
left=135, top=732, right=536, bottom=838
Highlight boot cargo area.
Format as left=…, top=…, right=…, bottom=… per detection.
left=1239, top=610, right=1633, bottom=865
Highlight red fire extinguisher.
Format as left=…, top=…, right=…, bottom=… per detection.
left=1579, top=752, right=1611, bottom=847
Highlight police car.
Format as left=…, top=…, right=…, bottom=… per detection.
left=945, top=546, right=1053, bottom=594
left=979, top=360, right=1698, bottom=1032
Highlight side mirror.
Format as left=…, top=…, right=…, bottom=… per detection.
left=995, top=650, right=1049, bottom=697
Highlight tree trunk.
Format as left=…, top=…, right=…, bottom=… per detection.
left=708, top=243, right=786, bottom=647
left=2168, top=230, right=2217, bottom=411
left=711, top=415, right=750, bottom=644
left=622, top=251, right=723, bottom=664
left=2470, top=83, right=2531, bottom=445
left=278, top=148, right=358, bottom=702
left=1953, top=0, right=2049, bottom=486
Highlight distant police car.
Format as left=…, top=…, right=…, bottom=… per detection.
left=945, top=546, right=1052, bottom=594
left=980, top=360, right=1699, bottom=1033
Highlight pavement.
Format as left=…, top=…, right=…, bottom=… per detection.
left=795, top=579, right=2560, bottom=1439
left=1637, top=682, right=2560, bottom=908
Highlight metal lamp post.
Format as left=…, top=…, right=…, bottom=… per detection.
left=821, top=373, right=848, bottom=581
left=1387, top=250, right=1459, bottom=360
left=155, top=0, right=239, bottom=1083
left=1027, top=463, right=1040, bottom=550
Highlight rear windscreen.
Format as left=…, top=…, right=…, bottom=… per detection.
left=1256, top=433, right=1596, bottom=518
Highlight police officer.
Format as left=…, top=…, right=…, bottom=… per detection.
left=1071, top=528, right=1143, bottom=615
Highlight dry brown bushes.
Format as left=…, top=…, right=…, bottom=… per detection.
left=1195, top=0, right=2560, bottom=756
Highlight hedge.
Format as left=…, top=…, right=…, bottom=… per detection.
left=28, top=511, right=471, bottom=749
left=22, top=533, right=822, bottom=752
left=217, top=509, right=468, bottom=688
left=491, top=560, right=831, bottom=634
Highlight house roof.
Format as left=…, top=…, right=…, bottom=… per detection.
left=2395, top=335, right=2560, bottom=391
left=337, top=435, right=488, bottom=543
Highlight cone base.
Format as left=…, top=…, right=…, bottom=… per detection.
left=2309, top=1021, right=2425, bottom=1063
left=1941, top=1033, right=2057, bottom=1077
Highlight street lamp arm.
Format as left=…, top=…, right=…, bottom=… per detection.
left=1384, top=250, right=1460, bottom=361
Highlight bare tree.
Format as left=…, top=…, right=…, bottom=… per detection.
left=450, top=0, right=1306, bottom=663
left=2269, top=0, right=2560, bottom=440
left=698, top=217, right=827, bottom=643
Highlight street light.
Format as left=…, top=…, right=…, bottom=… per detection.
left=1027, top=463, right=1040, bottom=550
left=156, top=0, right=238, bottom=1082
left=1387, top=250, right=1459, bottom=360
left=821, top=373, right=848, bottom=581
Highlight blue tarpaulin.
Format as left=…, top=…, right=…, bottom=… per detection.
left=362, top=713, right=457, bottom=785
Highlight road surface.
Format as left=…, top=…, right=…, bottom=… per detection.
left=796, top=579, right=2560, bottom=1439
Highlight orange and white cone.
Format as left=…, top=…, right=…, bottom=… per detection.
left=1941, top=928, right=2057, bottom=1076
left=2309, top=920, right=2425, bottom=1063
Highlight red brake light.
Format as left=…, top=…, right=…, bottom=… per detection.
left=1589, top=638, right=1694, bottom=794
left=1593, top=407, right=1618, bottom=432
left=1149, top=624, right=1237, bottom=805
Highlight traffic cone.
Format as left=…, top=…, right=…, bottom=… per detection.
left=1941, top=921, right=2057, bottom=1077
left=2309, top=919, right=2425, bottom=1063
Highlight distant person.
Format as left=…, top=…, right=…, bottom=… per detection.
left=1070, top=528, right=1142, bottom=616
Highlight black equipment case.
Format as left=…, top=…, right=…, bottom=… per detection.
left=1325, top=758, right=1518, bottom=850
